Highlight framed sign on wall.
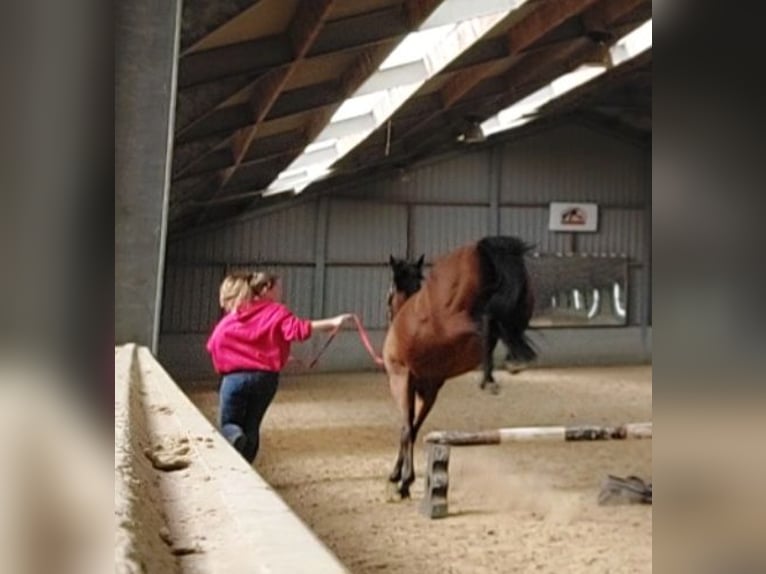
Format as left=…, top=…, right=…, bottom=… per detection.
left=548, top=202, right=598, bottom=232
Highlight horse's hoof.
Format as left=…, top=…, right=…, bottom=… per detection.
left=478, top=379, right=493, bottom=391
left=385, top=481, right=402, bottom=502
left=506, top=361, right=527, bottom=374
left=480, top=380, right=500, bottom=394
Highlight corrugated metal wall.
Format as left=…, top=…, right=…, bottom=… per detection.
left=499, top=124, right=646, bottom=205
left=411, top=206, right=490, bottom=258
left=167, top=201, right=318, bottom=264
left=326, top=200, right=407, bottom=263
left=160, top=121, right=650, bottom=377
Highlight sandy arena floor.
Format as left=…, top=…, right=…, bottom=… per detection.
left=186, top=365, right=652, bottom=574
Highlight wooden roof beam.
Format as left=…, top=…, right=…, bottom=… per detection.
left=174, top=129, right=308, bottom=181
left=441, top=0, right=600, bottom=108
left=178, top=5, right=411, bottom=89
left=225, top=0, right=334, bottom=176
left=387, top=0, right=598, bottom=147
left=180, top=0, right=267, bottom=54
left=395, top=0, right=646, bottom=150
left=172, top=0, right=441, bottom=201
left=195, top=0, right=335, bottom=222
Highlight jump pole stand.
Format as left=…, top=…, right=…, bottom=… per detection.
left=419, top=422, right=652, bottom=519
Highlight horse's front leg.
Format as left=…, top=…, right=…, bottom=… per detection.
left=399, top=422, right=415, bottom=498
left=387, top=370, right=415, bottom=497
left=397, top=380, right=445, bottom=497
left=388, top=428, right=404, bottom=483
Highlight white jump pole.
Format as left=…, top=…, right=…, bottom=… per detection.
left=420, top=422, right=652, bottom=519
left=424, top=422, right=652, bottom=446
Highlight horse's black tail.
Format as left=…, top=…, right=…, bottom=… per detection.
left=476, top=236, right=538, bottom=363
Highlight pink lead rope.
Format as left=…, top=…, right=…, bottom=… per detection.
left=291, top=314, right=385, bottom=369
left=349, top=314, right=386, bottom=367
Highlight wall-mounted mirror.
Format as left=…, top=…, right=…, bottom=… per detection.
left=527, top=254, right=629, bottom=327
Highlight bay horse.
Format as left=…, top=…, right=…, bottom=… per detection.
left=383, top=235, right=537, bottom=498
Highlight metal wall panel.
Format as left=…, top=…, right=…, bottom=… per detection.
left=172, top=201, right=319, bottom=264
left=410, top=205, right=489, bottom=260
left=229, top=220, right=252, bottom=263
left=160, top=264, right=223, bottom=333
left=326, top=199, right=407, bottom=263
left=324, top=266, right=390, bottom=328
left=343, top=151, right=491, bottom=204
left=397, top=152, right=491, bottom=203
left=576, top=208, right=647, bottom=261
left=335, top=174, right=398, bottom=202
left=499, top=124, right=647, bottom=206
left=165, top=241, right=182, bottom=263
left=161, top=264, right=314, bottom=334
left=499, top=206, right=570, bottom=254
left=274, top=266, right=315, bottom=319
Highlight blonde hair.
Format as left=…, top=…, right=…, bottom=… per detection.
left=218, top=270, right=280, bottom=312
left=248, top=271, right=279, bottom=298
left=219, top=272, right=253, bottom=312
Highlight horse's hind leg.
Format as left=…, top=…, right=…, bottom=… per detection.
left=480, top=314, right=500, bottom=394
left=498, top=322, right=534, bottom=374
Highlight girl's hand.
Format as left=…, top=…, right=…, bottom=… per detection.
left=334, top=313, right=354, bottom=328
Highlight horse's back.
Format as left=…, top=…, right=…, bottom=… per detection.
left=384, top=243, right=483, bottom=378
left=423, top=244, right=481, bottom=313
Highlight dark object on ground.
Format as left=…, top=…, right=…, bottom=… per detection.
left=598, top=475, right=652, bottom=505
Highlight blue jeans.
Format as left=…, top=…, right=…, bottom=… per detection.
left=218, top=371, right=279, bottom=463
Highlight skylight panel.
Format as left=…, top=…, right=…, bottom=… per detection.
left=480, top=19, right=652, bottom=139
left=263, top=0, right=529, bottom=197
left=609, top=19, right=652, bottom=66
left=380, top=24, right=456, bottom=70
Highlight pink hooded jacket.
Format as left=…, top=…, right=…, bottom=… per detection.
left=206, top=299, right=312, bottom=374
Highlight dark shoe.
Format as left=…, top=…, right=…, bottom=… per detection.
left=598, top=474, right=652, bottom=505
left=231, top=434, right=247, bottom=453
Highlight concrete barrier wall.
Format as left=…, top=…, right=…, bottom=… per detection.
left=115, top=344, right=180, bottom=573
left=114, top=344, right=350, bottom=573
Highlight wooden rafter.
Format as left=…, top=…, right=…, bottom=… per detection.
left=180, top=0, right=267, bottom=54
left=171, top=0, right=652, bottom=230
left=201, top=1, right=335, bottom=207
left=186, top=0, right=444, bottom=218
left=396, top=0, right=601, bottom=144
left=388, top=0, right=647, bottom=156
left=173, top=0, right=442, bottom=187
left=178, top=6, right=412, bottom=89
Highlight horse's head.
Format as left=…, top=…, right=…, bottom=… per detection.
left=387, top=254, right=425, bottom=320
left=389, top=254, right=425, bottom=296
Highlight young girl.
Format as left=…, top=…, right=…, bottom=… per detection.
left=206, top=271, right=353, bottom=463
